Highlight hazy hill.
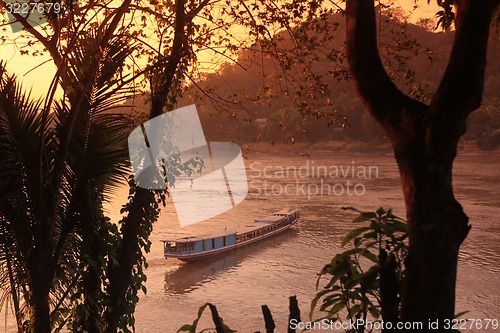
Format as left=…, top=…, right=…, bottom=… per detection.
left=179, top=11, right=499, bottom=150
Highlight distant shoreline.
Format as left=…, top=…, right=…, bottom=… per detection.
left=241, top=140, right=500, bottom=156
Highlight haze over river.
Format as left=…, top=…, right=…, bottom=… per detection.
left=105, top=153, right=500, bottom=332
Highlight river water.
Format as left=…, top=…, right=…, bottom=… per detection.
left=110, top=152, right=499, bottom=332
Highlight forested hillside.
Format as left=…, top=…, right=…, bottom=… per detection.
left=180, top=11, right=499, bottom=150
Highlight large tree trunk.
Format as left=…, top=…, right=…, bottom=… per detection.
left=345, top=0, right=497, bottom=329
left=105, top=187, right=157, bottom=332
left=393, top=133, right=469, bottom=325
left=105, top=0, right=191, bottom=331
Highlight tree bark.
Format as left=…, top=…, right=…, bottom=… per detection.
left=105, top=0, right=192, bottom=330
left=345, top=0, right=497, bottom=329
left=379, top=249, right=398, bottom=331
left=105, top=187, right=156, bottom=333
left=28, top=259, right=51, bottom=333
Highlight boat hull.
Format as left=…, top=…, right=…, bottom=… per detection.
left=162, top=208, right=299, bottom=262
left=171, top=221, right=296, bottom=262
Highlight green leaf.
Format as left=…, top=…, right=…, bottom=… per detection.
left=454, top=310, right=469, bottom=319
left=176, top=325, right=195, bottom=333
left=392, top=220, right=408, bottom=233
left=176, top=303, right=210, bottom=333
left=360, top=265, right=380, bottom=292
left=310, top=289, right=334, bottom=320
left=352, top=212, right=377, bottom=223
left=363, top=230, right=379, bottom=240
left=341, top=227, right=370, bottom=246
left=376, top=207, right=386, bottom=216
left=326, top=301, right=345, bottom=317
left=360, top=250, right=379, bottom=264
left=349, top=304, right=361, bottom=318
left=342, top=206, right=361, bottom=213
left=319, top=294, right=342, bottom=311
left=368, top=305, right=380, bottom=318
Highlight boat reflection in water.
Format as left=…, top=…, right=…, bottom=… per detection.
left=163, top=228, right=299, bottom=295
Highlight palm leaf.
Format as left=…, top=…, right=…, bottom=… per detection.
left=0, top=62, right=49, bottom=331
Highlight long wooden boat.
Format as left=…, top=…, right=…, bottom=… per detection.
left=161, top=208, right=299, bottom=262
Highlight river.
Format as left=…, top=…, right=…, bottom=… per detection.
left=104, top=152, right=500, bottom=332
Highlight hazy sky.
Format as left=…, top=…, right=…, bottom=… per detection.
left=0, top=0, right=441, bottom=98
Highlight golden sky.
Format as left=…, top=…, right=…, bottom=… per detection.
left=0, top=0, right=441, bottom=98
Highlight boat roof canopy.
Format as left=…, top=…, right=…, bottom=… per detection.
left=161, top=208, right=298, bottom=243
left=274, top=207, right=298, bottom=215
left=254, top=215, right=283, bottom=223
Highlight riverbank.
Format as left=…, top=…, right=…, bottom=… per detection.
left=241, top=140, right=500, bottom=156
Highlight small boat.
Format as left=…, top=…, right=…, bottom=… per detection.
left=161, top=208, right=300, bottom=262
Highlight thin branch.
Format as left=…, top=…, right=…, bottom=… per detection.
left=23, top=59, right=52, bottom=76
left=193, top=43, right=249, bottom=71
left=0, top=1, right=61, bottom=63
left=50, top=271, right=81, bottom=318
left=184, top=71, right=253, bottom=115
left=186, top=0, right=212, bottom=21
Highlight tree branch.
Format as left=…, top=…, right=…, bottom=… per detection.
left=0, top=1, right=61, bottom=63
left=149, top=0, right=187, bottom=118
left=186, top=0, right=211, bottom=21
left=345, top=0, right=408, bottom=124
left=430, top=0, right=497, bottom=120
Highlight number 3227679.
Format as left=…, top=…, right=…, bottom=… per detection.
left=5, top=2, right=61, bottom=15
left=444, top=318, right=499, bottom=330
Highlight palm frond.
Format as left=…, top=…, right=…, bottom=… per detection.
left=46, top=34, right=138, bottom=326
left=0, top=63, right=49, bottom=332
